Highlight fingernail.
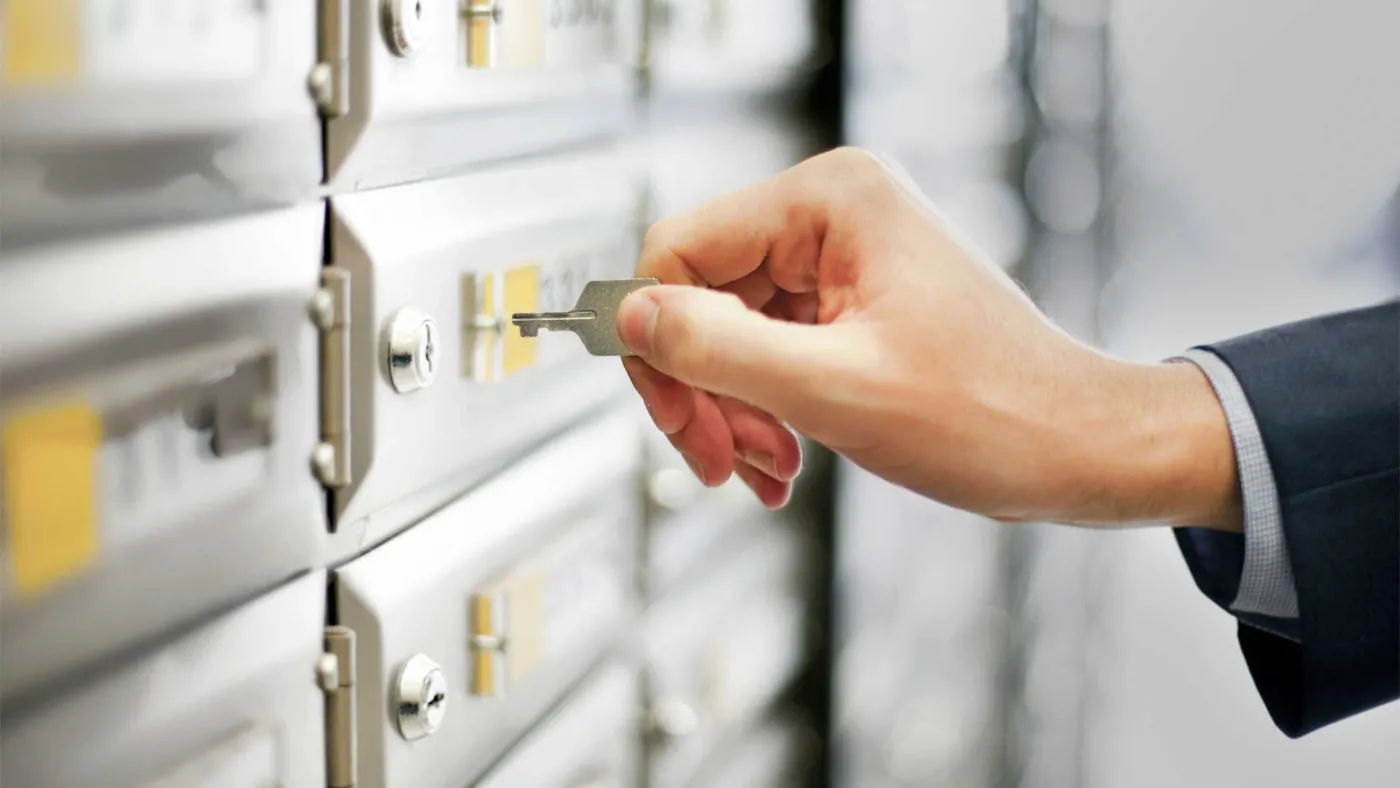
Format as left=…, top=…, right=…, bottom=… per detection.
left=683, top=453, right=707, bottom=485
left=618, top=291, right=658, bottom=356
left=743, top=451, right=780, bottom=480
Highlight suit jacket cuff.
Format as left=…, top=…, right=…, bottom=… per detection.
left=1173, top=349, right=1300, bottom=621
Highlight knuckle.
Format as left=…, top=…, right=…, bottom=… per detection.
left=824, top=146, right=883, bottom=177
left=797, top=146, right=892, bottom=206
left=640, top=219, right=678, bottom=264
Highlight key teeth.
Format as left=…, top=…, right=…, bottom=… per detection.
left=518, top=325, right=540, bottom=337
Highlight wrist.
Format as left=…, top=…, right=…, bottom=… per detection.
left=1057, top=355, right=1242, bottom=530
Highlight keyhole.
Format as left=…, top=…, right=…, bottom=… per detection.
left=426, top=690, right=446, bottom=710
left=421, top=323, right=436, bottom=372
left=414, top=0, right=422, bottom=19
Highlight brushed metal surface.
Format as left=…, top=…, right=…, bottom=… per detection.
left=0, top=205, right=327, bottom=703
left=325, top=148, right=643, bottom=556
left=0, top=572, right=327, bottom=788
left=334, top=410, right=642, bottom=788
left=0, top=0, right=321, bottom=249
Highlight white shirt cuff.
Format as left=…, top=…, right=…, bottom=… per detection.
left=1172, top=349, right=1299, bottom=619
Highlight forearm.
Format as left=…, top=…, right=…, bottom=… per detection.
left=1043, top=353, right=1242, bottom=531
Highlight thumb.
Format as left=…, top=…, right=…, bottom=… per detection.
left=616, top=285, right=832, bottom=419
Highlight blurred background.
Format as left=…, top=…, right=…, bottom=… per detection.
left=1, top=2, right=1397, bottom=787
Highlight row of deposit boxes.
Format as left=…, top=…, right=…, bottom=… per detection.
left=1, top=2, right=831, bottom=787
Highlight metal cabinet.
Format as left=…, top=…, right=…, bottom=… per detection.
left=332, top=409, right=641, bottom=788
left=320, top=148, right=643, bottom=554
left=643, top=527, right=812, bottom=788
left=0, top=205, right=326, bottom=704
left=473, top=660, right=642, bottom=788
left=688, top=716, right=819, bottom=788
left=643, top=114, right=819, bottom=220
left=645, top=0, right=818, bottom=99
left=638, top=410, right=767, bottom=599
left=0, top=0, right=321, bottom=249
left=0, top=571, right=328, bottom=788
left=323, top=0, right=643, bottom=191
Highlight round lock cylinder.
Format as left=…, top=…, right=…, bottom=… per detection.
left=387, top=308, right=439, bottom=393
left=394, top=654, right=449, bottom=740
left=382, top=0, right=428, bottom=57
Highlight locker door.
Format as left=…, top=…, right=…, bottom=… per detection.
left=0, top=205, right=326, bottom=703
left=643, top=527, right=812, bottom=788
left=0, top=572, right=328, bottom=788
left=645, top=0, right=819, bottom=99
left=688, top=717, right=819, bottom=788
left=322, top=147, right=642, bottom=552
left=0, top=0, right=321, bottom=248
left=639, top=408, right=766, bottom=599
left=324, top=0, right=644, bottom=191
left=332, top=410, right=641, bottom=788
left=473, top=661, right=642, bottom=788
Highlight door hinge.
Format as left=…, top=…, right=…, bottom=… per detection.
left=311, top=0, right=351, bottom=117
left=310, top=268, right=352, bottom=490
left=319, top=626, right=357, bottom=788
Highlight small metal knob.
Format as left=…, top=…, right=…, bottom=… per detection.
left=383, top=0, right=428, bottom=57
left=647, top=699, right=699, bottom=744
left=647, top=467, right=702, bottom=512
left=394, top=654, right=448, bottom=741
left=387, top=308, right=439, bottom=393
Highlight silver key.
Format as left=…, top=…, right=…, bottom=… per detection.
left=511, top=278, right=659, bottom=357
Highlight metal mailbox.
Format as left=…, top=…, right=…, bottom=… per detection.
left=473, top=660, right=642, bottom=788
left=643, top=527, right=812, bottom=788
left=643, top=114, right=818, bottom=219
left=645, top=0, right=818, bottom=99
left=0, top=571, right=328, bottom=788
left=0, top=205, right=327, bottom=703
left=322, top=0, right=643, bottom=191
left=637, top=406, right=769, bottom=599
left=331, top=410, right=641, bottom=788
left=689, top=715, right=819, bottom=788
left=321, top=148, right=642, bottom=554
left=0, top=0, right=321, bottom=249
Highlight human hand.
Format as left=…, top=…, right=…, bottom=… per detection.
left=617, top=148, right=1240, bottom=530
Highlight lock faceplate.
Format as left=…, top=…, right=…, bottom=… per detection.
left=394, top=653, right=449, bottom=740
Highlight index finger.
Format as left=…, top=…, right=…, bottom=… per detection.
left=638, top=155, right=837, bottom=294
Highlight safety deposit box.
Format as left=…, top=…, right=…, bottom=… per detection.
left=0, top=0, right=321, bottom=249
left=0, top=205, right=326, bottom=704
left=0, top=571, right=328, bottom=788
left=321, top=147, right=642, bottom=555
left=645, top=0, right=818, bottom=99
left=474, top=661, right=642, bottom=788
left=689, top=715, right=820, bottom=788
left=638, top=410, right=769, bottom=599
left=331, top=410, right=641, bottom=788
left=643, top=526, right=812, bottom=788
left=643, top=114, right=819, bottom=220
left=322, top=0, right=643, bottom=191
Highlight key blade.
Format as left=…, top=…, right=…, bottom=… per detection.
left=511, top=311, right=595, bottom=337
left=567, top=278, right=659, bottom=356
left=509, top=278, right=658, bottom=356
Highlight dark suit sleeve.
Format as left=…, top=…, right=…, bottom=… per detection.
left=1174, top=300, right=1399, bottom=737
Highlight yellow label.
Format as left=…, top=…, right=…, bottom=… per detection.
left=2, top=0, right=83, bottom=88
left=502, top=264, right=539, bottom=376
left=505, top=569, right=546, bottom=680
left=2, top=400, right=101, bottom=597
